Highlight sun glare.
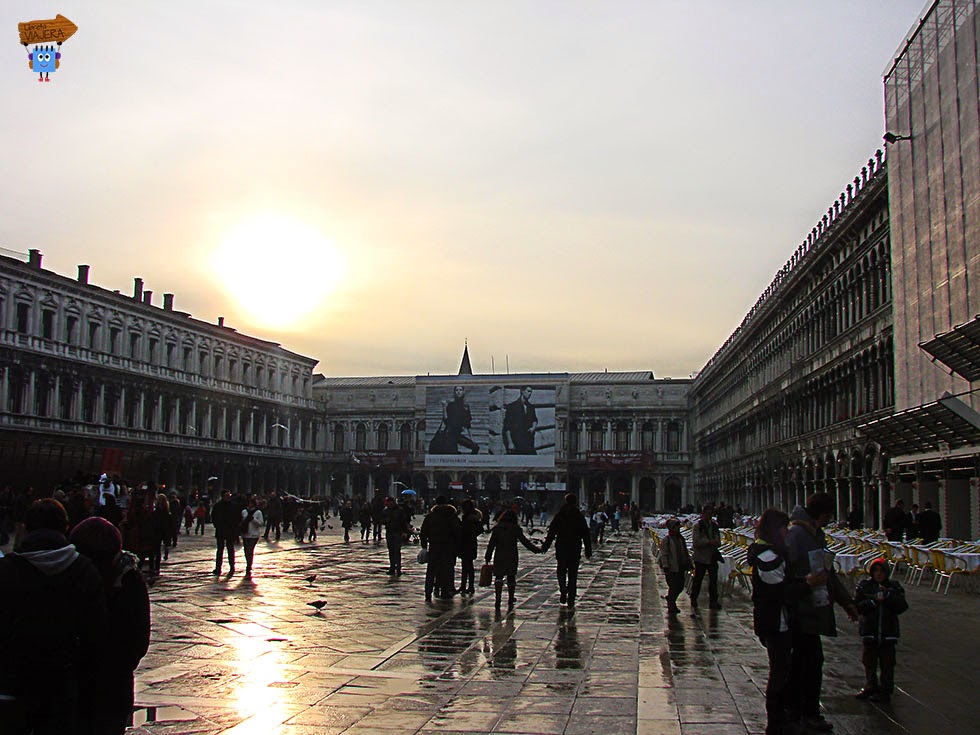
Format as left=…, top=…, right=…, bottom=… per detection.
left=211, top=214, right=345, bottom=329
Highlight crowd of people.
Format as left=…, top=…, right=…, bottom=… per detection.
left=660, top=492, right=910, bottom=735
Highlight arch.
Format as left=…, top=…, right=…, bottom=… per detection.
left=639, top=476, right=656, bottom=511
left=664, top=476, right=683, bottom=512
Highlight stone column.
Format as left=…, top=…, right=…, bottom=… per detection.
left=630, top=473, right=639, bottom=504
left=26, top=369, right=37, bottom=415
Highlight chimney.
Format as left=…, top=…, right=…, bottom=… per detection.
left=142, top=290, right=153, bottom=305
left=77, top=265, right=90, bottom=284
left=27, top=249, right=42, bottom=268
left=217, top=316, right=225, bottom=327
left=163, top=293, right=174, bottom=311
left=133, top=277, right=144, bottom=301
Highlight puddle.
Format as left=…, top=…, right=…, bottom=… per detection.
left=130, top=705, right=197, bottom=726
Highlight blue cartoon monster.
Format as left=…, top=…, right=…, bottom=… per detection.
left=26, top=42, right=60, bottom=82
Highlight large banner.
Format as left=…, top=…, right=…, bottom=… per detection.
left=424, top=381, right=556, bottom=468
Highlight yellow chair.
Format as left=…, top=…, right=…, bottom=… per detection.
left=930, top=550, right=962, bottom=595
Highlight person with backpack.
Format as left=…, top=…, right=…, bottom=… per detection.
left=240, top=495, right=265, bottom=579
left=0, top=499, right=108, bottom=734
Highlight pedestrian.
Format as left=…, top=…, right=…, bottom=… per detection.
left=591, top=506, right=607, bottom=544
left=747, top=509, right=805, bottom=735
left=382, top=497, right=410, bottom=575
left=905, top=503, right=920, bottom=540
left=359, top=501, right=373, bottom=542
left=194, top=501, right=207, bottom=534
left=340, top=499, right=355, bottom=543
left=95, top=493, right=124, bottom=528
left=294, top=506, right=309, bottom=542
left=0, top=498, right=108, bottom=735
left=690, top=504, right=723, bottom=612
left=917, top=501, right=942, bottom=543
left=371, top=488, right=386, bottom=545
left=630, top=503, right=641, bottom=534
left=168, top=493, right=182, bottom=550
left=485, top=509, right=540, bottom=610
left=183, top=502, right=194, bottom=535
left=659, top=518, right=693, bottom=617
left=539, top=493, right=592, bottom=608
left=151, top=493, right=171, bottom=573
left=854, top=558, right=908, bottom=703
left=69, top=516, right=151, bottom=735
left=240, top=495, right=264, bottom=579
left=419, top=495, right=461, bottom=601
left=784, top=492, right=858, bottom=733
left=458, top=498, right=484, bottom=595
left=211, top=490, right=238, bottom=575
left=263, top=492, right=282, bottom=542
left=882, top=499, right=907, bottom=542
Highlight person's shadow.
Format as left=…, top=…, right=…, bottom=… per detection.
left=555, top=609, right=582, bottom=669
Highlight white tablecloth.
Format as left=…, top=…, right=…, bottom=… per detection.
left=834, top=553, right=866, bottom=575
left=948, top=552, right=980, bottom=572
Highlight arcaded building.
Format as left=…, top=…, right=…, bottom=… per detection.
left=690, top=153, right=894, bottom=525
left=0, top=251, right=325, bottom=494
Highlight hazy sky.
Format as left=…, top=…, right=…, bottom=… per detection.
left=3, top=1, right=926, bottom=377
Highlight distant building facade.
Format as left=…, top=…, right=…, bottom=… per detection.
left=0, top=251, right=325, bottom=494
left=314, top=364, right=693, bottom=510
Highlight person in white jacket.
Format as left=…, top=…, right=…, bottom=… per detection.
left=240, top=495, right=265, bottom=579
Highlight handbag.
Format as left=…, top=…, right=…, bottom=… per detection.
left=417, top=548, right=429, bottom=564
left=479, top=563, right=494, bottom=587
left=428, top=420, right=456, bottom=454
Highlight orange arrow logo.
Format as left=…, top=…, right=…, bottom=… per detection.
left=18, top=14, right=78, bottom=45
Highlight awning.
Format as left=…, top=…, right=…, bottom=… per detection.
left=856, top=393, right=980, bottom=458
left=919, top=315, right=980, bottom=382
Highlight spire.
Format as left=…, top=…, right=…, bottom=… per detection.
left=458, top=341, right=473, bottom=375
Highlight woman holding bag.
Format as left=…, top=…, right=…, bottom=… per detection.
left=484, top=509, right=540, bottom=610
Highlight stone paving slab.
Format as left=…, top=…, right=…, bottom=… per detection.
left=117, top=525, right=976, bottom=734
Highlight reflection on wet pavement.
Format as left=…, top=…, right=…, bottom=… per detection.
left=129, top=526, right=974, bottom=734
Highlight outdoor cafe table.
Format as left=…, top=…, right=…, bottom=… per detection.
left=948, top=552, right=980, bottom=573
left=834, top=553, right=868, bottom=576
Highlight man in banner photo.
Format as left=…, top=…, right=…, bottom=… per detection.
left=503, top=386, right=538, bottom=454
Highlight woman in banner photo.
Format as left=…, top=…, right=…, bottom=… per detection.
left=432, top=385, right=479, bottom=454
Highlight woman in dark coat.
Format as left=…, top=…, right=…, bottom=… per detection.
left=484, top=509, right=539, bottom=609
left=70, top=516, right=151, bottom=735
left=747, top=509, right=806, bottom=735
left=458, top=499, right=483, bottom=595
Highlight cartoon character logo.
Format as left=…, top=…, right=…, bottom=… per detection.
left=27, top=44, right=61, bottom=82
left=17, top=14, right=77, bottom=83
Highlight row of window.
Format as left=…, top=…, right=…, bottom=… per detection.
left=3, top=300, right=310, bottom=397
left=4, top=367, right=320, bottom=451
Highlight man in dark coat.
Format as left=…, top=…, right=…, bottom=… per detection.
left=540, top=493, right=592, bottom=608
left=382, top=497, right=410, bottom=575
left=503, top=386, right=538, bottom=454
left=917, top=502, right=942, bottom=543
left=784, top=493, right=858, bottom=733
left=263, top=492, right=282, bottom=541
left=419, top=496, right=461, bottom=601
left=0, top=498, right=109, bottom=734
left=882, top=499, right=907, bottom=542
left=211, top=490, right=239, bottom=574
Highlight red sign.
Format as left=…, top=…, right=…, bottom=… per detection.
left=101, top=448, right=124, bottom=475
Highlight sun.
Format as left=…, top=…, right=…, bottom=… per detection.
left=210, top=214, right=345, bottom=329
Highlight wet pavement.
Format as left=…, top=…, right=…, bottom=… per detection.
left=124, top=525, right=975, bottom=734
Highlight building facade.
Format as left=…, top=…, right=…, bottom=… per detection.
left=314, top=366, right=693, bottom=511
left=0, top=251, right=326, bottom=494
left=859, top=0, right=980, bottom=540
left=690, top=153, right=894, bottom=526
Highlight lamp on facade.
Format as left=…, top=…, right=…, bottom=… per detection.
left=882, top=132, right=911, bottom=144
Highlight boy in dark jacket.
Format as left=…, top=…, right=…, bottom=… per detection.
left=854, top=559, right=908, bottom=703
